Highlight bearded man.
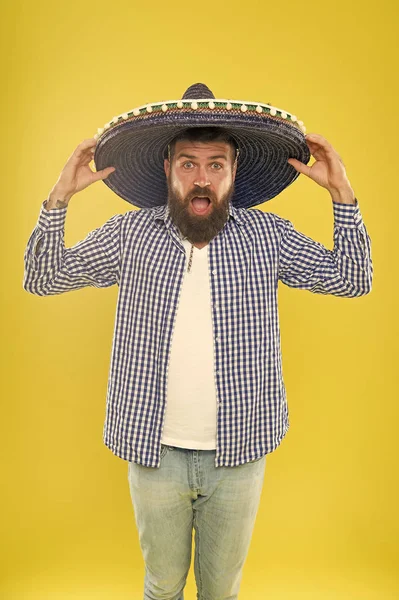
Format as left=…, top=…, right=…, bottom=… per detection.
left=23, top=83, right=373, bottom=600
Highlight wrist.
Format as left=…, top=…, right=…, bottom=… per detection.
left=329, top=186, right=356, bottom=205
left=46, top=187, right=73, bottom=210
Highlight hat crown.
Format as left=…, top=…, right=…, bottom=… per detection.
left=182, top=82, right=215, bottom=99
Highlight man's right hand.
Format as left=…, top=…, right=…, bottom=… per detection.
left=46, top=138, right=116, bottom=209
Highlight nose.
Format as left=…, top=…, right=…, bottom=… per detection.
left=194, top=165, right=210, bottom=187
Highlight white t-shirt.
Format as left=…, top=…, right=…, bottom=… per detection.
left=160, top=238, right=217, bottom=449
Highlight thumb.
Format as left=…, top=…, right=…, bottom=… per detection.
left=93, top=166, right=116, bottom=182
left=287, top=158, right=309, bottom=175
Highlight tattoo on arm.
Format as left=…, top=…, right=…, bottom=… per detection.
left=55, top=199, right=68, bottom=208
left=45, top=198, right=69, bottom=210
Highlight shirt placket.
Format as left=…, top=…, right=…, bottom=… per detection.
left=208, top=239, right=222, bottom=466
left=158, top=224, right=187, bottom=465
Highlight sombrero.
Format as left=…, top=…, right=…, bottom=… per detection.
left=93, top=82, right=310, bottom=210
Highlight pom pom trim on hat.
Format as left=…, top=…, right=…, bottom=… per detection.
left=94, top=99, right=306, bottom=140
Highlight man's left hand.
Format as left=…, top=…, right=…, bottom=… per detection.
left=287, top=133, right=356, bottom=204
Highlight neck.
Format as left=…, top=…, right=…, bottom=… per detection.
left=190, top=241, right=208, bottom=249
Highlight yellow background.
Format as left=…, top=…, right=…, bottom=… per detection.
left=1, top=0, right=398, bottom=598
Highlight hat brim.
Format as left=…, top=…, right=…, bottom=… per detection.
left=94, top=106, right=310, bottom=209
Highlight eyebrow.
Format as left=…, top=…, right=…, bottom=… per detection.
left=175, top=153, right=229, bottom=161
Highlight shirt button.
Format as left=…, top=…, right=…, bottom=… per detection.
left=215, top=337, right=220, bottom=342
left=212, top=269, right=217, bottom=275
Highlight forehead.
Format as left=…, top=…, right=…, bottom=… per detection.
left=173, top=140, right=233, bottom=161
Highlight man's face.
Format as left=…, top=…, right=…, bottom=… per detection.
left=164, top=140, right=237, bottom=245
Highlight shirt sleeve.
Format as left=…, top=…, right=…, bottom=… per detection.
left=275, top=198, right=373, bottom=297
left=23, top=200, right=126, bottom=296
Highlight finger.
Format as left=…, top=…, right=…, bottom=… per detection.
left=74, top=138, right=97, bottom=159
left=92, top=166, right=116, bottom=181
left=78, top=150, right=97, bottom=168
left=308, top=146, right=328, bottom=161
left=306, top=133, right=329, bottom=144
left=287, top=158, right=310, bottom=176
left=308, top=142, right=344, bottom=167
left=81, top=137, right=97, bottom=148
left=76, top=146, right=97, bottom=167
left=306, top=133, right=336, bottom=155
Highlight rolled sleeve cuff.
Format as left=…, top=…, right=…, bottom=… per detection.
left=332, top=198, right=363, bottom=229
left=37, top=199, right=68, bottom=232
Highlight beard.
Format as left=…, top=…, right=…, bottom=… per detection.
left=166, top=176, right=235, bottom=244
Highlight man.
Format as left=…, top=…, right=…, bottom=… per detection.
left=23, top=83, right=373, bottom=600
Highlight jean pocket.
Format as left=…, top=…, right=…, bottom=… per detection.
left=160, top=444, right=171, bottom=459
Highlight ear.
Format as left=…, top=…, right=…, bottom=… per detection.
left=232, top=158, right=238, bottom=181
left=164, top=158, right=170, bottom=178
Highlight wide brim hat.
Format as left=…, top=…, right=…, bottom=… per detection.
left=93, top=83, right=310, bottom=210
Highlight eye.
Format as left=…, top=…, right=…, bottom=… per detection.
left=212, top=163, right=223, bottom=170
left=182, top=161, right=194, bottom=169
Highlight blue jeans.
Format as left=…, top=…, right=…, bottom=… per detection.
left=127, top=444, right=266, bottom=600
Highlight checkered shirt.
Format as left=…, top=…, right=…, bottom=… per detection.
left=23, top=198, right=373, bottom=467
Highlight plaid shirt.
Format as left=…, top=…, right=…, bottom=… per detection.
left=23, top=198, right=373, bottom=468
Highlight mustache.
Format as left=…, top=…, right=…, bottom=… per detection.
left=186, top=186, right=215, bottom=202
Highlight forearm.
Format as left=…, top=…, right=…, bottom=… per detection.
left=23, top=201, right=69, bottom=295
left=277, top=199, right=373, bottom=297
left=45, top=186, right=73, bottom=211
left=35, top=193, right=69, bottom=256
left=329, top=185, right=356, bottom=206
left=23, top=201, right=123, bottom=296
left=329, top=199, right=373, bottom=296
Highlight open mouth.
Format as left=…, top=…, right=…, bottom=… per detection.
left=191, top=197, right=211, bottom=215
